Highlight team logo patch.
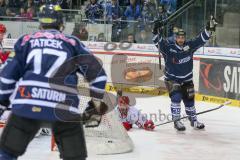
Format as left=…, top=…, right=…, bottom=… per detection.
left=32, top=106, right=42, bottom=112
left=19, top=86, right=32, bottom=98
left=183, top=46, right=190, bottom=51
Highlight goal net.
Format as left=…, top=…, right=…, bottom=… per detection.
left=51, top=75, right=134, bottom=155
left=51, top=111, right=134, bottom=155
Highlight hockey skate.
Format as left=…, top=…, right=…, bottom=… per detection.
left=174, top=121, right=186, bottom=131
left=190, top=120, right=205, bottom=130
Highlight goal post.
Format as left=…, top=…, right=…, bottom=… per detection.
left=51, top=75, right=134, bottom=155
left=83, top=111, right=134, bottom=155
left=51, top=111, right=134, bottom=155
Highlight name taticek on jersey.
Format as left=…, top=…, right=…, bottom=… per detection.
left=31, top=87, right=66, bottom=102
left=30, top=39, right=63, bottom=49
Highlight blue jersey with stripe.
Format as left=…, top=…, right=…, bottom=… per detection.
left=153, top=29, right=210, bottom=83
left=0, top=29, right=107, bottom=121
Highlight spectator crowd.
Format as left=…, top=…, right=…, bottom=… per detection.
left=83, top=0, right=178, bottom=42
left=0, top=0, right=70, bottom=20
left=0, top=0, right=179, bottom=43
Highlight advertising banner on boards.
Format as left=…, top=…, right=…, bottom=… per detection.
left=199, top=58, right=240, bottom=100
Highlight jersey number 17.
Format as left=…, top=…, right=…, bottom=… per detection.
left=26, top=48, right=67, bottom=78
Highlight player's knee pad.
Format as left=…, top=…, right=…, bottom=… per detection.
left=183, top=99, right=194, bottom=108
left=181, top=81, right=195, bottom=101
left=164, top=80, right=181, bottom=97
left=0, top=114, right=40, bottom=157
left=52, top=121, right=87, bottom=160
left=170, top=92, right=182, bottom=103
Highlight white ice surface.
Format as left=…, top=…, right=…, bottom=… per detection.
left=19, top=96, right=240, bottom=160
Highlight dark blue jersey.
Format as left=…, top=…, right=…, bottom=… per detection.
left=153, top=29, right=210, bottom=83
left=0, top=29, right=107, bottom=121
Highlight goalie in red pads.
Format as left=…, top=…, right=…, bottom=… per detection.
left=116, top=96, right=155, bottom=131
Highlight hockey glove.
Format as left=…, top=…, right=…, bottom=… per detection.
left=144, top=120, right=155, bottom=131
left=82, top=99, right=108, bottom=127
left=0, top=100, right=10, bottom=117
left=88, top=98, right=108, bottom=115
left=122, top=122, right=132, bottom=131
left=206, top=15, right=218, bottom=32
left=152, top=20, right=165, bottom=35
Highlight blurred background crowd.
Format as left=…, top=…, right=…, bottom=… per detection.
left=0, top=0, right=70, bottom=20
left=0, top=0, right=239, bottom=47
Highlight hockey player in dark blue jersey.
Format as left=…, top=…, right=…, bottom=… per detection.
left=0, top=4, right=108, bottom=160
left=153, top=17, right=217, bottom=131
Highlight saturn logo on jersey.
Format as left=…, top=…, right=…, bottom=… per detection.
left=173, top=56, right=191, bottom=64
left=18, top=86, right=66, bottom=102
left=31, top=87, right=66, bottom=102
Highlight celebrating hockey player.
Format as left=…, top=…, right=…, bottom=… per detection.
left=116, top=96, right=155, bottom=131
left=0, top=24, right=10, bottom=64
left=152, top=17, right=217, bottom=131
left=0, top=4, right=107, bottom=160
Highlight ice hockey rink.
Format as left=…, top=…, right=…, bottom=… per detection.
left=18, top=95, right=240, bottom=160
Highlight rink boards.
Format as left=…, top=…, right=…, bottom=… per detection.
left=2, top=39, right=240, bottom=107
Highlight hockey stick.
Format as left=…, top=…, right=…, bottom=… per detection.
left=154, top=0, right=198, bottom=69
left=155, top=101, right=231, bottom=127
left=153, top=0, right=198, bottom=26
left=157, top=30, right=162, bottom=70
left=155, top=0, right=162, bottom=70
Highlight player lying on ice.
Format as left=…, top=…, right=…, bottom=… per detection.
left=152, top=16, right=217, bottom=131
left=116, top=96, right=155, bottom=131
left=0, top=24, right=11, bottom=64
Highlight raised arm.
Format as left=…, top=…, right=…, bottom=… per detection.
left=188, top=29, right=211, bottom=51
left=152, top=33, right=169, bottom=55
left=189, top=16, right=218, bottom=52
left=152, top=21, right=170, bottom=56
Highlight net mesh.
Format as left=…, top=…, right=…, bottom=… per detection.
left=52, top=74, right=134, bottom=155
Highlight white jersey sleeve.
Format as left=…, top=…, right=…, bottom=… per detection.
left=115, top=105, right=147, bottom=128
